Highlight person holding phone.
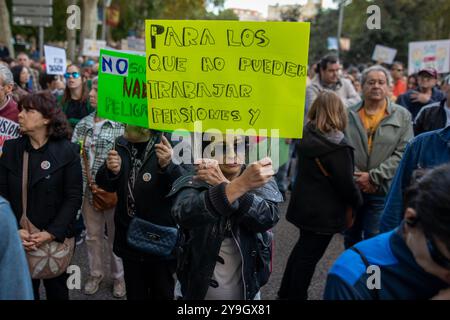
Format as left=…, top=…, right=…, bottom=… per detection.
left=96, top=126, right=189, bottom=300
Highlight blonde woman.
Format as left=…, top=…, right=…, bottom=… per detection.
left=278, top=90, right=362, bottom=300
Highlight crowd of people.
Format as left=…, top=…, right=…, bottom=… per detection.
left=0, top=50, right=449, bottom=301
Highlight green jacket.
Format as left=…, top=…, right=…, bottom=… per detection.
left=345, top=99, right=413, bottom=195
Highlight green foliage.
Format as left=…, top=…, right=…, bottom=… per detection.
left=309, top=0, right=450, bottom=66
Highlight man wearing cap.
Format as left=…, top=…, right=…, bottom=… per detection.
left=413, top=75, right=450, bottom=135
left=397, top=68, right=445, bottom=120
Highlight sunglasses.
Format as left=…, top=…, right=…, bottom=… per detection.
left=424, top=231, right=450, bottom=270
left=64, top=72, right=80, bottom=79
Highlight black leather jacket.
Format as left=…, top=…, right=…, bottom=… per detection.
left=169, top=173, right=282, bottom=300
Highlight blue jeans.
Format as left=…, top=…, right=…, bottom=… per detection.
left=344, top=194, right=385, bottom=249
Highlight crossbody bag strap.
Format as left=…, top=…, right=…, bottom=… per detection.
left=315, top=157, right=331, bottom=177
left=82, top=134, right=94, bottom=187
left=21, top=151, right=29, bottom=221
left=350, top=247, right=380, bottom=300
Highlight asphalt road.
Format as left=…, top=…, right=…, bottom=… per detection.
left=62, top=192, right=344, bottom=300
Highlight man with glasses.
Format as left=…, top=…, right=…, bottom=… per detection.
left=397, top=68, right=445, bottom=119
left=344, top=65, right=413, bottom=248
left=324, top=164, right=450, bottom=300
left=390, top=62, right=407, bottom=99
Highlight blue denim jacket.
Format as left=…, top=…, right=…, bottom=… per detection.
left=380, top=126, right=450, bottom=233
left=0, top=197, right=34, bottom=300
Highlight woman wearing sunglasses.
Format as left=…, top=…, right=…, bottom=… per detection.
left=324, top=164, right=450, bottom=300
left=60, top=64, right=94, bottom=130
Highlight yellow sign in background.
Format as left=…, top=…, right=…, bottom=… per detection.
left=145, top=20, right=310, bottom=138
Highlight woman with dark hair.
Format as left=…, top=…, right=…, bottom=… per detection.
left=278, top=91, right=363, bottom=300
left=0, top=91, right=83, bottom=300
left=11, top=65, right=31, bottom=92
left=11, top=65, right=31, bottom=101
left=60, top=64, right=93, bottom=129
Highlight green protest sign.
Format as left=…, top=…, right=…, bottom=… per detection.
left=97, top=49, right=149, bottom=128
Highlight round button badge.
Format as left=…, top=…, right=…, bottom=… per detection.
left=41, top=161, right=51, bottom=170
left=142, top=172, right=152, bottom=182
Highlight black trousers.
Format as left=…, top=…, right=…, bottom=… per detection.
left=278, top=229, right=333, bottom=300
left=32, top=272, right=69, bottom=300
left=122, top=258, right=176, bottom=300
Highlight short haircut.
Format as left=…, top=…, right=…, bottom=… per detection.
left=361, top=65, right=391, bottom=87
left=391, top=61, right=404, bottom=69
left=0, top=64, right=14, bottom=86
left=316, top=55, right=339, bottom=73
left=17, top=52, right=29, bottom=58
left=405, top=164, right=450, bottom=250
left=307, top=90, right=348, bottom=133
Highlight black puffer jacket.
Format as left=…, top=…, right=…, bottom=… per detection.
left=413, top=99, right=448, bottom=136
left=96, top=134, right=189, bottom=262
left=286, top=123, right=363, bottom=234
left=169, top=173, right=282, bottom=300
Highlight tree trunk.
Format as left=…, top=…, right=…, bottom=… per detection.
left=0, top=0, right=15, bottom=57
left=80, top=0, right=99, bottom=55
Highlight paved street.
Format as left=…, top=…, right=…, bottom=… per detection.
left=66, top=192, right=344, bottom=300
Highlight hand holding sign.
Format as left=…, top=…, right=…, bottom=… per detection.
left=194, top=158, right=230, bottom=186
left=106, top=150, right=122, bottom=175
left=225, top=157, right=274, bottom=204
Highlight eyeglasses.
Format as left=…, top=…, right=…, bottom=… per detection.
left=64, top=72, right=80, bottom=79
left=424, top=231, right=450, bottom=270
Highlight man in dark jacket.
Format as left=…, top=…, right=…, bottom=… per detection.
left=413, top=80, right=450, bottom=135
left=96, top=126, right=189, bottom=300
left=397, top=68, right=445, bottom=119
left=169, top=135, right=282, bottom=300
left=380, top=126, right=450, bottom=233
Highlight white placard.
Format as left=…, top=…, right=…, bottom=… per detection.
left=101, top=55, right=129, bottom=76
left=372, top=45, right=397, bottom=65
left=409, top=40, right=450, bottom=75
left=44, top=45, right=66, bottom=75
left=0, top=117, right=20, bottom=154
left=82, top=39, right=107, bottom=57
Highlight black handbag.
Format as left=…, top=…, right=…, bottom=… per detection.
left=127, top=216, right=180, bottom=257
